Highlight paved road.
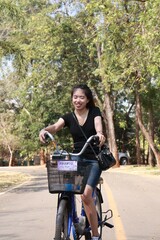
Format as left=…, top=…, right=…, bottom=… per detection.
left=102, top=170, right=160, bottom=240
left=0, top=166, right=56, bottom=240
left=0, top=166, right=160, bottom=240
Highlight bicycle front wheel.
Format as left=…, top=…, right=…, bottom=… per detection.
left=54, top=199, right=69, bottom=240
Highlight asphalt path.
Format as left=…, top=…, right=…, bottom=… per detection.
left=0, top=166, right=56, bottom=240
left=102, top=170, right=160, bottom=240
left=0, top=166, right=160, bottom=240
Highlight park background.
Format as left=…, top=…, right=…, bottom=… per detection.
left=0, top=0, right=160, bottom=168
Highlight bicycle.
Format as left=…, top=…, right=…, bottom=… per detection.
left=45, top=132, right=114, bottom=240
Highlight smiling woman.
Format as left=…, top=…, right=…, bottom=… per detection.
left=72, top=89, right=89, bottom=126
left=39, top=84, right=106, bottom=239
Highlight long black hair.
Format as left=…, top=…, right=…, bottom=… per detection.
left=71, top=84, right=95, bottom=108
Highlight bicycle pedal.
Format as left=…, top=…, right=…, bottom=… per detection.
left=104, top=222, right=114, bottom=228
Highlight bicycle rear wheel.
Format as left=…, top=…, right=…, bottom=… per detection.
left=54, top=199, right=69, bottom=240
left=84, top=188, right=103, bottom=240
left=95, top=188, right=102, bottom=238
left=84, top=231, right=91, bottom=240
left=72, top=224, right=79, bottom=240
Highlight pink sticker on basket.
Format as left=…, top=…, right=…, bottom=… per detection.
left=58, top=161, right=77, bottom=171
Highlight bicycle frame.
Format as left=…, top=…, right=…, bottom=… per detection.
left=57, top=192, right=85, bottom=239
left=56, top=183, right=111, bottom=240
left=44, top=133, right=114, bottom=239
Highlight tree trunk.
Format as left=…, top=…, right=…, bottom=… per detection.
left=148, top=147, right=155, bottom=167
left=8, top=144, right=13, bottom=167
left=40, top=148, right=45, bottom=165
left=135, top=111, right=142, bottom=165
left=103, top=92, right=119, bottom=167
left=96, top=42, right=119, bottom=167
left=148, top=104, right=156, bottom=167
left=136, top=83, right=160, bottom=167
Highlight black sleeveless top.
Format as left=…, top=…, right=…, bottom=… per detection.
left=61, top=107, right=102, bottom=159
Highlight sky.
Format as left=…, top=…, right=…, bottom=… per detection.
left=0, top=57, right=14, bottom=80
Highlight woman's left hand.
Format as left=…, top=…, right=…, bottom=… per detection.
left=96, top=132, right=106, bottom=146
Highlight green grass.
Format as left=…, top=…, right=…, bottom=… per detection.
left=114, top=165, right=160, bottom=176
left=0, top=171, right=31, bottom=192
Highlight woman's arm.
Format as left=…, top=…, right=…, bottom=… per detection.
left=94, top=116, right=106, bottom=146
left=39, top=118, right=65, bottom=143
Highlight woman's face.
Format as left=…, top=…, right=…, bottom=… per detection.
left=72, top=88, right=89, bottom=110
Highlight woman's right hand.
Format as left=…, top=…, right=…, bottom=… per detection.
left=96, top=132, right=106, bottom=146
left=39, top=129, right=48, bottom=143
left=39, top=118, right=65, bottom=144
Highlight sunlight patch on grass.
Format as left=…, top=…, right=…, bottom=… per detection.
left=0, top=172, right=31, bottom=192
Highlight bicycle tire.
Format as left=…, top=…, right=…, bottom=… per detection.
left=72, top=224, right=79, bottom=240
left=54, top=199, right=69, bottom=240
left=83, top=216, right=91, bottom=240
left=84, top=188, right=103, bottom=240
left=95, top=188, right=103, bottom=238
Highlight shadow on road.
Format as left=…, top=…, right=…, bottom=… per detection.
left=10, top=175, right=49, bottom=194
left=0, top=234, right=18, bottom=239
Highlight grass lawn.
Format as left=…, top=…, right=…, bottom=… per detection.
left=0, top=171, right=31, bottom=193
left=113, top=165, right=160, bottom=176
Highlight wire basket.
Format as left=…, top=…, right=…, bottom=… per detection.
left=46, top=158, right=91, bottom=194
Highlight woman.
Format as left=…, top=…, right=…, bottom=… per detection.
left=39, top=84, right=105, bottom=240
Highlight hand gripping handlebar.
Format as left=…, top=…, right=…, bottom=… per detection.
left=44, top=131, right=99, bottom=157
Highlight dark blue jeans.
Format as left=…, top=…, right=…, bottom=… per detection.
left=71, top=156, right=102, bottom=189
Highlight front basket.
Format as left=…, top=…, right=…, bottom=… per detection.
left=46, top=159, right=91, bottom=194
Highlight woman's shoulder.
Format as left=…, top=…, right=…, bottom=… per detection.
left=90, top=106, right=101, bottom=114
left=61, top=112, right=73, bottom=126
left=94, top=106, right=100, bottom=111
left=61, top=112, right=72, bottom=120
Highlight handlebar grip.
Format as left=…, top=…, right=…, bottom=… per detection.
left=92, top=135, right=100, bottom=145
left=44, top=132, right=54, bottom=143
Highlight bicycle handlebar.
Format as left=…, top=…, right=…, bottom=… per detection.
left=44, top=131, right=99, bottom=157
left=70, top=135, right=98, bottom=156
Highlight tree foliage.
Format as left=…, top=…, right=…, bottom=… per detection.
left=0, top=0, right=160, bottom=166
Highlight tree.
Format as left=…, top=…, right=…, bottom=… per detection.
left=0, top=0, right=159, bottom=167
left=135, top=79, right=160, bottom=167
left=0, top=112, right=20, bottom=166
